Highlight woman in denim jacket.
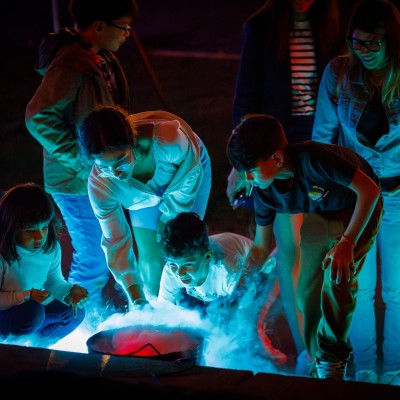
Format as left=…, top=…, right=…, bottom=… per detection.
left=312, top=0, right=400, bottom=385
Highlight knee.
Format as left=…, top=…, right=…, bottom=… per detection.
left=12, top=301, right=45, bottom=335
left=381, top=286, right=400, bottom=305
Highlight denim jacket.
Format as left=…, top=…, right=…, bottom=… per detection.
left=312, top=56, right=400, bottom=179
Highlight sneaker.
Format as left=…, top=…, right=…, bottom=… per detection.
left=380, top=370, right=400, bottom=386
left=355, top=370, right=378, bottom=384
left=316, top=358, right=347, bottom=380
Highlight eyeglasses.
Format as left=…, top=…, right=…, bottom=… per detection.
left=104, top=21, right=132, bottom=33
left=347, top=37, right=386, bottom=52
left=97, top=151, right=133, bottom=178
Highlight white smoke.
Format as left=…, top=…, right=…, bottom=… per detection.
left=1, top=300, right=280, bottom=375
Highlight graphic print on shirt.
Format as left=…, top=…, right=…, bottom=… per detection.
left=308, top=185, right=329, bottom=202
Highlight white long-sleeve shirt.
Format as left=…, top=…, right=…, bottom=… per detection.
left=0, top=243, right=72, bottom=310
left=158, top=233, right=253, bottom=304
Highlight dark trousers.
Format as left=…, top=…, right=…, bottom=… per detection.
left=296, top=198, right=383, bottom=362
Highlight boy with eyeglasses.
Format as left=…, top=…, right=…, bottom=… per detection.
left=25, top=0, right=138, bottom=312
left=227, top=113, right=383, bottom=380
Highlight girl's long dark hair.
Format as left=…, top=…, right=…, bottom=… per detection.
left=0, top=182, right=61, bottom=265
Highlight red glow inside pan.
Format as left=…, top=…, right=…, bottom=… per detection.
left=87, top=325, right=203, bottom=358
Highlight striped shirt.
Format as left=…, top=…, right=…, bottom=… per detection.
left=289, top=19, right=317, bottom=116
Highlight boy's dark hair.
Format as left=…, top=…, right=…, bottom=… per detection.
left=0, top=183, right=61, bottom=265
left=78, top=105, right=135, bottom=159
left=226, top=113, right=288, bottom=171
left=69, top=0, right=139, bottom=31
left=162, top=212, right=210, bottom=258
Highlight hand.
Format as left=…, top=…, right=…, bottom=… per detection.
left=131, top=298, right=153, bottom=311
left=322, top=238, right=356, bottom=284
left=156, top=220, right=166, bottom=242
left=226, top=168, right=252, bottom=206
left=30, top=289, right=50, bottom=304
left=68, top=284, right=89, bottom=308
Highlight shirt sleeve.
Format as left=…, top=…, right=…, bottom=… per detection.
left=157, top=265, right=183, bottom=304
left=25, top=65, right=88, bottom=175
left=253, top=189, right=277, bottom=226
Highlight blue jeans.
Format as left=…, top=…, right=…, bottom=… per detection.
left=0, top=299, right=84, bottom=346
left=349, top=192, right=400, bottom=373
left=52, top=194, right=110, bottom=304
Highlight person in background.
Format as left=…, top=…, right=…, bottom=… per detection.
left=227, top=0, right=347, bottom=368
left=0, top=183, right=88, bottom=347
left=25, top=0, right=138, bottom=309
left=312, top=0, right=400, bottom=385
left=226, top=113, right=383, bottom=380
left=77, top=106, right=211, bottom=309
left=158, top=212, right=286, bottom=365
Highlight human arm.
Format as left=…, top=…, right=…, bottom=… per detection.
left=312, top=58, right=344, bottom=144
left=157, top=265, right=183, bottom=305
left=126, top=284, right=149, bottom=309
left=386, top=184, right=400, bottom=197
left=226, top=168, right=253, bottom=207
left=0, top=289, right=32, bottom=310
left=232, top=19, right=265, bottom=128
left=156, top=220, right=166, bottom=243
left=25, top=65, right=90, bottom=176
left=234, top=224, right=274, bottom=297
left=88, top=177, right=143, bottom=302
left=42, top=242, right=76, bottom=304
left=322, top=168, right=381, bottom=284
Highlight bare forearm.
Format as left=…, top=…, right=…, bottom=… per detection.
left=346, top=169, right=381, bottom=244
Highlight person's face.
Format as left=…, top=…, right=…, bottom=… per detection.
left=17, top=220, right=50, bottom=253
left=94, top=147, right=135, bottom=180
left=165, top=250, right=211, bottom=288
left=244, top=153, right=282, bottom=190
left=96, top=17, right=132, bottom=52
left=290, top=0, right=315, bottom=16
left=350, top=28, right=388, bottom=71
